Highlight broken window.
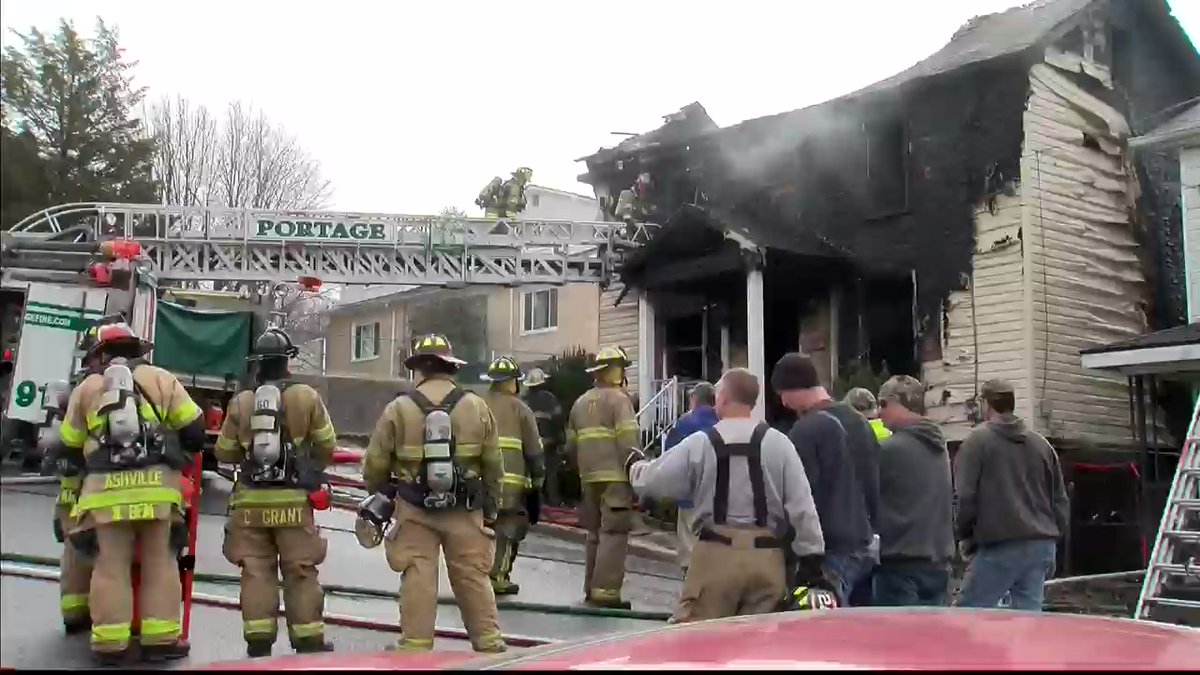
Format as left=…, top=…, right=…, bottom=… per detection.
left=865, top=118, right=909, bottom=216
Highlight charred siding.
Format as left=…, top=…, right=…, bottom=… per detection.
left=1023, top=60, right=1151, bottom=447
left=924, top=194, right=1029, bottom=441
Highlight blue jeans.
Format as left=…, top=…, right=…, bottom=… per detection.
left=956, top=538, right=1057, bottom=611
left=872, top=561, right=950, bottom=606
left=823, top=550, right=875, bottom=607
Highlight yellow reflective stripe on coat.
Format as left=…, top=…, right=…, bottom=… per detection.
left=58, top=477, right=82, bottom=505
left=165, top=399, right=202, bottom=429
left=456, top=443, right=482, bottom=458
left=565, top=429, right=577, bottom=442
left=498, top=436, right=523, bottom=452
left=399, top=444, right=423, bottom=460
left=502, top=473, right=532, bottom=488
left=313, top=423, right=336, bottom=444
left=583, top=469, right=628, bottom=483
left=244, top=618, right=276, bottom=636
left=73, top=486, right=182, bottom=515
left=61, top=594, right=88, bottom=611
left=288, top=622, right=325, bottom=638
left=230, top=488, right=308, bottom=508
left=59, top=420, right=86, bottom=448
left=616, top=420, right=639, bottom=434
left=576, top=427, right=615, bottom=441
left=215, top=435, right=241, bottom=453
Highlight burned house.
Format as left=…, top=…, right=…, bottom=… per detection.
left=580, top=0, right=1200, bottom=571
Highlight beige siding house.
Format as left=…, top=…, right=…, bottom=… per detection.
left=325, top=284, right=602, bottom=377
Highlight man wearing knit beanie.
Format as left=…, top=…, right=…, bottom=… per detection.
left=771, top=352, right=877, bottom=607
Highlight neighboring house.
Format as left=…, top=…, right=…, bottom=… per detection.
left=325, top=185, right=606, bottom=378
left=579, top=0, right=1200, bottom=452
left=324, top=283, right=601, bottom=378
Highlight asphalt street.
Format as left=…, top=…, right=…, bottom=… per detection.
left=0, top=475, right=682, bottom=668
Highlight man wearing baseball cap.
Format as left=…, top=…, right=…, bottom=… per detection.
left=874, top=375, right=954, bottom=606
left=953, top=379, right=1069, bottom=611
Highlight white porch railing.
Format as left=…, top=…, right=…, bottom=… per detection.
left=637, top=377, right=686, bottom=456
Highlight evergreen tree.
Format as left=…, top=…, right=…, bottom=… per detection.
left=1, top=19, right=157, bottom=228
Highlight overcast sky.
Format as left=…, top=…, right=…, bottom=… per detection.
left=2, top=0, right=1197, bottom=216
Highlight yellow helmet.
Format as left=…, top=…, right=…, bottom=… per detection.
left=404, top=333, right=466, bottom=370
left=586, top=346, right=632, bottom=373
left=481, top=355, right=524, bottom=383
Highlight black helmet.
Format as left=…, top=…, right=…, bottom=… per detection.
left=248, top=327, right=299, bottom=361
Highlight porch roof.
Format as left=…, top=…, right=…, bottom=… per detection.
left=1079, top=323, right=1200, bottom=376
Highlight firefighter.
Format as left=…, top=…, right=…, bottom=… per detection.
left=57, top=322, right=206, bottom=664
left=481, top=356, right=545, bottom=595
left=44, top=325, right=103, bottom=634
left=522, top=368, right=562, bottom=506
left=566, top=345, right=639, bottom=609
left=360, top=334, right=506, bottom=653
left=844, top=387, right=891, bottom=441
left=214, top=327, right=336, bottom=658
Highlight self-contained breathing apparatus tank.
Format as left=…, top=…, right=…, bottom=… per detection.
left=248, top=383, right=292, bottom=484
left=36, top=380, right=72, bottom=456
left=422, top=409, right=458, bottom=510
left=96, top=359, right=162, bottom=468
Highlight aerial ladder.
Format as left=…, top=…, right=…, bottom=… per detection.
left=5, top=202, right=653, bottom=288
left=1135, top=396, right=1200, bottom=626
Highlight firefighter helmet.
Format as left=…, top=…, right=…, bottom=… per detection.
left=78, top=314, right=128, bottom=357
left=404, top=334, right=467, bottom=370
left=524, top=367, right=550, bottom=387
left=248, top=327, right=299, bottom=361
left=586, top=346, right=632, bottom=373
left=89, top=322, right=152, bottom=359
left=481, top=356, right=524, bottom=383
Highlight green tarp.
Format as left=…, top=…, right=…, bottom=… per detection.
left=154, top=301, right=252, bottom=379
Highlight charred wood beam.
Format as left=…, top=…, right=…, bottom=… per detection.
left=639, top=248, right=746, bottom=290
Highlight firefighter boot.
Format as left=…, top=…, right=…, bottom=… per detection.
left=140, top=641, right=191, bottom=662
left=246, top=640, right=273, bottom=658
left=92, top=648, right=129, bottom=668
left=63, top=615, right=92, bottom=635
left=491, top=539, right=521, bottom=595
left=293, top=636, right=335, bottom=654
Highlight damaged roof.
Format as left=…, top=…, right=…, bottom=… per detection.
left=1130, top=99, right=1200, bottom=149
left=577, top=102, right=718, bottom=167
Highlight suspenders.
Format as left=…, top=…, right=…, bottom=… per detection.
left=703, top=423, right=772, bottom=528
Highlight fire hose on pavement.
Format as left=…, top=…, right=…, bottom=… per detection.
left=0, top=552, right=672, bottom=622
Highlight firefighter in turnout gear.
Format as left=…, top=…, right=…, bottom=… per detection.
left=566, top=345, right=640, bottom=609
left=214, top=327, right=337, bottom=658
left=522, top=368, right=563, bottom=506
left=362, top=334, right=507, bottom=653
left=57, top=323, right=206, bottom=664
left=44, top=323, right=109, bottom=635
left=481, top=356, right=545, bottom=595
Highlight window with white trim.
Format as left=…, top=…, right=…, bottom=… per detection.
left=522, top=288, right=558, bottom=333
left=352, top=321, right=380, bottom=361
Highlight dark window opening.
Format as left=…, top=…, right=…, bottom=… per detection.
left=865, top=118, right=909, bottom=216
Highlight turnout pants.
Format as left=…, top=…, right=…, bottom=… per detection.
left=673, top=525, right=786, bottom=623
left=89, top=520, right=181, bottom=654
left=490, top=510, right=530, bottom=585
left=57, top=506, right=93, bottom=626
left=222, top=508, right=328, bottom=648
left=580, top=481, right=634, bottom=603
left=385, top=500, right=505, bottom=653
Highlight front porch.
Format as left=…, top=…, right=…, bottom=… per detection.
left=627, top=206, right=918, bottom=429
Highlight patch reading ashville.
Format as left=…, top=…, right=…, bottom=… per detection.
left=103, top=469, right=163, bottom=490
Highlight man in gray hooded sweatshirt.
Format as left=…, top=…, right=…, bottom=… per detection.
left=954, top=379, right=1069, bottom=611
left=873, top=375, right=954, bottom=606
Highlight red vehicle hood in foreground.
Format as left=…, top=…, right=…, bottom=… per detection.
left=206, top=609, right=1200, bottom=671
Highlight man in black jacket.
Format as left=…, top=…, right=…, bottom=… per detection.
left=772, top=353, right=874, bottom=606
left=954, top=379, right=1069, bottom=611
left=874, top=375, right=954, bottom=606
